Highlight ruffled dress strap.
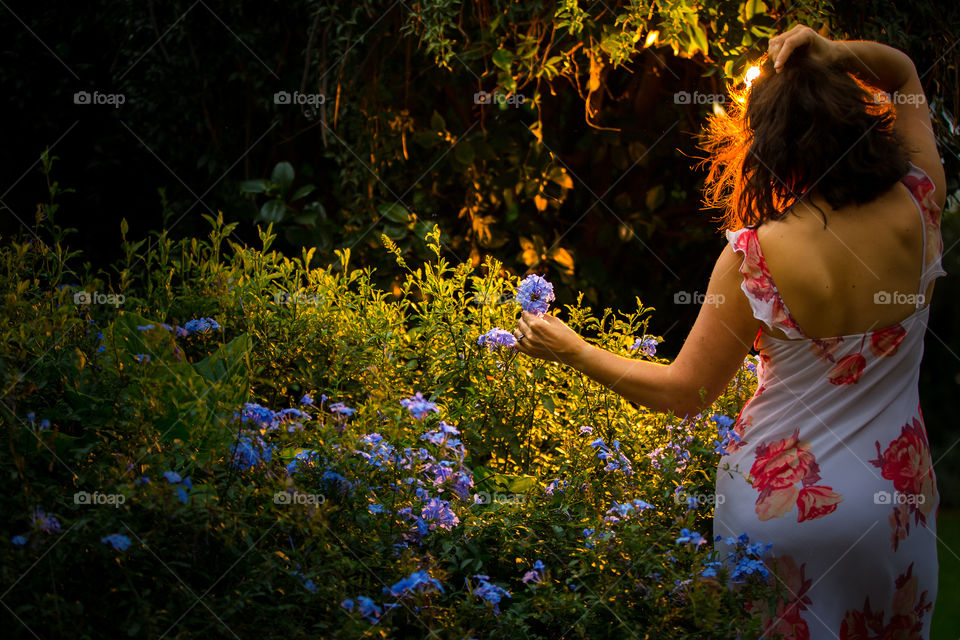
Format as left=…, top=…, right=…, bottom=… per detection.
left=900, top=161, right=947, bottom=306
left=726, top=227, right=806, bottom=341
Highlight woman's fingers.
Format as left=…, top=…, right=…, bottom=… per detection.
left=772, top=26, right=813, bottom=70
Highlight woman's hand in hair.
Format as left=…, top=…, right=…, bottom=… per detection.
left=768, top=25, right=838, bottom=72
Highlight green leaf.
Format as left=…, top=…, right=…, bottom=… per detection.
left=271, top=162, right=295, bottom=191
left=260, top=200, right=287, bottom=223
left=689, top=22, right=709, bottom=56
left=378, top=203, right=409, bottom=223
left=742, top=0, right=766, bottom=21
left=453, top=141, right=475, bottom=165
left=542, top=395, right=556, bottom=413
left=290, top=184, right=316, bottom=200
left=430, top=111, right=446, bottom=132
left=240, top=179, right=268, bottom=194
left=492, top=48, right=514, bottom=72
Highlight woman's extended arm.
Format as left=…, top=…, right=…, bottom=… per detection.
left=514, top=245, right=761, bottom=417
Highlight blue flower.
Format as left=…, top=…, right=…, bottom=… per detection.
left=470, top=575, right=511, bottom=614
left=231, top=432, right=274, bottom=470
left=515, top=274, right=555, bottom=315
left=477, top=327, right=517, bottom=351
left=237, top=402, right=279, bottom=430
left=421, top=498, right=459, bottom=531
left=101, top=533, right=132, bottom=551
left=32, top=508, right=60, bottom=534
left=522, top=560, right=546, bottom=585
left=579, top=425, right=593, bottom=435
left=388, top=570, right=444, bottom=597
left=329, top=402, right=356, bottom=417
left=675, top=528, right=707, bottom=546
left=181, top=317, right=221, bottom=335
left=300, top=393, right=314, bottom=406
left=400, top=392, right=439, bottom=420
left=286, top=450, right=321, bottom=475
left=321, top=471, right=354, bottom=494
left=11, top=535, right=27, bottom=546
left=342, top=595, right=382, bottom=623
left=133, top=353, right=150, bottom=363
left=630, top=336, right=661, bottom=357
left=368, top=504, right=386, bottom=514
left=136, top=324, right=154, bottom=331
left=700, top=561, right=723, bottom=578
left=163, top=471, right=181, bottom=483
left=543, top=478, right=566, bottom=495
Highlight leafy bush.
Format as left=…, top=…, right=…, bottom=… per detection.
left=1, top=214, right=788, bottom=638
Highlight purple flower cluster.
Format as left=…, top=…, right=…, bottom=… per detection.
left=521, top=560, right=546, bottom=585
left=163, top=471, right=193, bottom=503
left=231, top=431, right=275, bottom=470
left=589, top=437, right=634, bottom=475
left=101, top=533, right=132, bottom=551
left=630, top=336, right=661, bottom=357
left=645, top=436, right=692, bottom=472
left=603, top=498, right=655, bottom=525
left=710, top=414, right=741, bottom=456
left=31, top=507, right=60, bottom=534
left=703, top=533, right=773, bottom=581
left=388, top=569, right=444, bottom=597
left=343, top=570, right=443, bottom=625
left=477, top=327, right=517, bottom=351
left=235, top=401, right=313, bottom=433
left=675, top=528, right=707, bottom=546
left=543, top=478, right=566, bottom=496
left=400, top=392, right=439, bottom=420
left=136, top=318, right=221, bottom=338
left=515, top=274, right=555, bottom=315
left=470, top=574, right=511, bottom=613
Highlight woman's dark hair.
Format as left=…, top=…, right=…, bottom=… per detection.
left=700, top=45, right=910, bottom=230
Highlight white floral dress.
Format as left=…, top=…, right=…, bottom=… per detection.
left=714, top=162, right=946, bottom=640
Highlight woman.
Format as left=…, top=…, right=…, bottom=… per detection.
left=512, top=26, right=945, bottom=640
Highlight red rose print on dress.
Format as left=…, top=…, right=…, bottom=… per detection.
left=750, top=429, right=843, bottom=522
left=828, top=353, right=866, bottom=385
left=870, top=324, right=906, bottom=358
left=810, top=336, right=844, bottom=363
left=870, top=418, right=937, bottom=549
left=797, top=485, right=844, bottom=522
left=839, top=563, right=931, bottom=640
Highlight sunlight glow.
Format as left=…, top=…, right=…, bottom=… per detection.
left=644, top=31, right=659, bottom=47
left=744, top=65, right=761, bottom=88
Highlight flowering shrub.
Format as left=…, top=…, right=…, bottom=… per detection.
left=0, top=216, right=785, bottom=638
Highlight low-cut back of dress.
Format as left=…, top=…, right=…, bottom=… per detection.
left=714, top=162, right=946, bottom=640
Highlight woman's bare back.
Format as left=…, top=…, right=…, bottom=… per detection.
left=755, top=180, right=933, bottom=340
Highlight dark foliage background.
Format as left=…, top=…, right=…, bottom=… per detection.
left=2, top=0, right=959, bottom=498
